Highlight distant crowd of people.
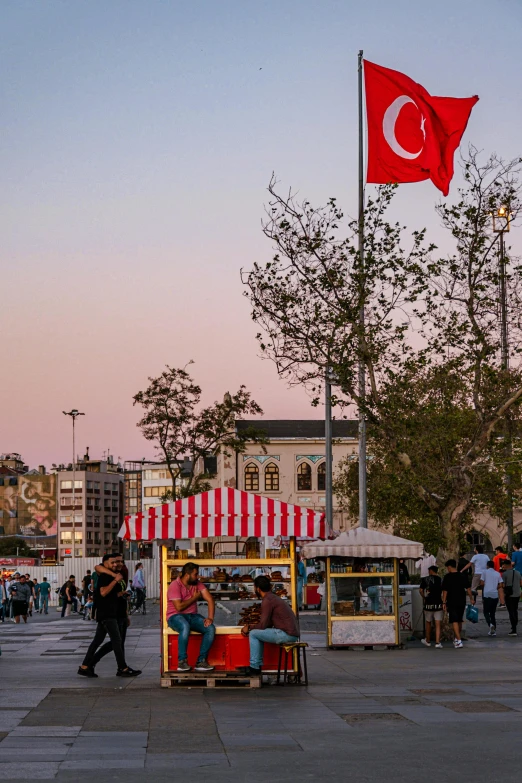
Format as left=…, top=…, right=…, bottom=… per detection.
left=0, top=561, right=147, bottom=626
left=419, top=543, right=522, bottom=648
left=0, top=573, right=51, bottom=623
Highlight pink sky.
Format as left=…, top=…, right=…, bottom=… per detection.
left=2, top=1, right=521, bottom=468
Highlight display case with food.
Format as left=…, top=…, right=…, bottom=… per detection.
left=301, top=528, right=423, bottom=648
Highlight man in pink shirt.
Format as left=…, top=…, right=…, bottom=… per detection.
left=167, top=562, right=215, bottom=672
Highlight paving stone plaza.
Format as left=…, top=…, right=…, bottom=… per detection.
left=0, top=605, right=521, bottom=780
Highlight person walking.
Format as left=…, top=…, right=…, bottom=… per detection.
left=480, top=560, right=504, bottom=637
left=78, top=553, right=141, bottom=678
left=131, top=563, right=146, bottom=614
left=11, top=575, right=32, bottom=624
left=26, top=575, right=38, bottom=614
left=461, top=545, right=489, bottom=598
left=61, top=576, right=77, bottom=618
left=500, top=559, right=521, bottom=636
left=493, top=546, right=508, bottom=573
left=442, top=560, right=474, bottom=648
left=510, top=543, right=522, bottom=572
left=38, top=577, right=51, bottom=615
left=420, top=565, right=444, bottom=648
left=88, top=555, right=131, bottom=665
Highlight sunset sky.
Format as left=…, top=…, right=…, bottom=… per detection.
left=2, top=0, right=521, bottom=468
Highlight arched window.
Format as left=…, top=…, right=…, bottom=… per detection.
left=265, top=463, right=279, bottom=491
left=317, top=462, right=326, bottom=492
left=244, top=463, right=259, bottom=492
left=465, top=531, right=492, bottom=555
left=297, top=462, right=312, bottom=491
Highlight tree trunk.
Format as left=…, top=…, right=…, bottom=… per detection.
left=437, top=490, right=471, bottom=565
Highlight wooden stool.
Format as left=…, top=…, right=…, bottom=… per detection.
left=276, top=641, right=308, bottom=686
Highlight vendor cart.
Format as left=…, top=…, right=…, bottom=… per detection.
left=120, top=487, right=327, bottom=683
left=302, top=527, right=422, bottom=648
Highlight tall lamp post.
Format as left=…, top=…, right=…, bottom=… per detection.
left=62, top=409, right=85, bottom=560
left=492, top=206, right=513, bottom=550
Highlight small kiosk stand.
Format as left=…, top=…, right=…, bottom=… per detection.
left=302, top=527, right=422, bottom=648
left=120, top=488, right=326, bottom=686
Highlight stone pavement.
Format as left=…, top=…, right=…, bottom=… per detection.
left=0, top=605, right=521, bottom=781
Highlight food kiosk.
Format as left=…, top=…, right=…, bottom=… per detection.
left=120, top=487, right=327, bottom=682
left=302, top=527, right=423, bottom=648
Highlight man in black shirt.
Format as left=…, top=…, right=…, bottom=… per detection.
left=78, top=553, right=140, bottom=679
left=442, top=559, right=474, bottom=649
left=87, top=555, right=131, bottom=667
left=420, top=566, right=444, bottom=648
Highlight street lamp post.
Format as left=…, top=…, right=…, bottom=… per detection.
left=492, top=207, right=513, bottom=550
left=62, top=410, right=85, bottom=561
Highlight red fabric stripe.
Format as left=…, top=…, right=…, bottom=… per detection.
left=279, top=502, right=287, bottom=538
left=162, top=504, right=170, bottom=539
left=306, top=509, right=314, bottom=538
left=187, top=495, right=196, bottom=538
left=201, top=492, right=209, bottom=538
left=267, top=497, right=275, bottom=538
left=240, top=490, right=249, bottom=537
left=135, top=512, right=143, bottom=541
left=293, top=505, right=301, bottom=538
left=147, top=507, right=156, bottom=540
left=214, top=488, right=222, bottom=537
left=123, top=515, right=131, bottom=540
left=254, top=494, right=262, bottom=538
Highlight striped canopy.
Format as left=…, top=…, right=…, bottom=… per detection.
left=301, top=526, right=423, bottom=559
left=119, top=487, right=327, bottom=541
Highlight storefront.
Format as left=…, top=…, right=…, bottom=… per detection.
left=120, top=487, right=327, bottom=679
left=302, top=527, right=423, bottom=647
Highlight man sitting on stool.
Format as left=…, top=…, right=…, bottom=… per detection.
left=167, top=562, right=216, bottom=673
left=242, top=575, right=299, bottom=675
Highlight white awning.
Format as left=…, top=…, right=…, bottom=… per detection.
left=301, top=526, right=423, bottom=559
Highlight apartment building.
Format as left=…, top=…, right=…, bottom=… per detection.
left=56, top=454, right=123, bottom=560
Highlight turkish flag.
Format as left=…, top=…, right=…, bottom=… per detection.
left=364, top=60, right=479, bottom=196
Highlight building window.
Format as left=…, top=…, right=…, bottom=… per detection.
left=144, top=485, right=171, bottom=497
left=244, top=464, right=259, bottom=491
left=317, top=462, right=326, bottom=491
left=60, top=480, right=82, bottom=490
left=264, top=463, right=280, bottom=492
left=297, top=462, right=312, bottom=491
left=60, top=532, right=72, bottom=543
left=144, top=469, right=169, bottom=480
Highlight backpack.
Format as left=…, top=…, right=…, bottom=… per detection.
left=59, top=582, right=68, bottom=597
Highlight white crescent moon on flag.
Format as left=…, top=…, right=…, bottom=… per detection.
left=383, top=95, right=425, bottom=160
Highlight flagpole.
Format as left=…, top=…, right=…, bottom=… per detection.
left=358, top=49, right=368, bottom=529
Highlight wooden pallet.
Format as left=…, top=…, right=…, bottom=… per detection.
left=161, top=670, right=262, bottom=689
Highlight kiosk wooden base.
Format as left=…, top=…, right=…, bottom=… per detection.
left=161, top=670, right=261, bottom=689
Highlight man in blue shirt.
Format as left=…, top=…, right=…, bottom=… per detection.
left=511, top=544, right=522, bottom=573
left=38, top=578, right=51, bottom=615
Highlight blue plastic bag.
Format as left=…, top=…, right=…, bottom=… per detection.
left=466, top=604, right=479, bottom=623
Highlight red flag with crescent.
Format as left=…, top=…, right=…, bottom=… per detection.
left=364, top=60, right=479, bottom=196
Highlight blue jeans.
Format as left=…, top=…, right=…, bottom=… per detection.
left=297, top=578, right=305, bottom=608
left=39, top=596, right=49, bottom=614
left=168, top=613, right=216, bottom=663
left=249, top=628, right=298, bottom=669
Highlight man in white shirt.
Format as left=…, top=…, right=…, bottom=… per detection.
left=461, top=545, right=489, bottom=597
left=416, top=553, right=437, bottom=578
left=480, top=560, right=504, bottom=636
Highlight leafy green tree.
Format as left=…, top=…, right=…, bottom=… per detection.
left=133, top=365, right=268, bottom=498
left=0, top=537, right=33, bottom=557
left=244, top=150, right=522, bottom=558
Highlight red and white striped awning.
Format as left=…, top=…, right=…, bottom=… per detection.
left=119, top=488, right=327, bottom=541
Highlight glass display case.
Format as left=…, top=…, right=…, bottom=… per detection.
left=326, top=556, right=400, bottom=647
left=161, top=548, right=298, bottom=674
